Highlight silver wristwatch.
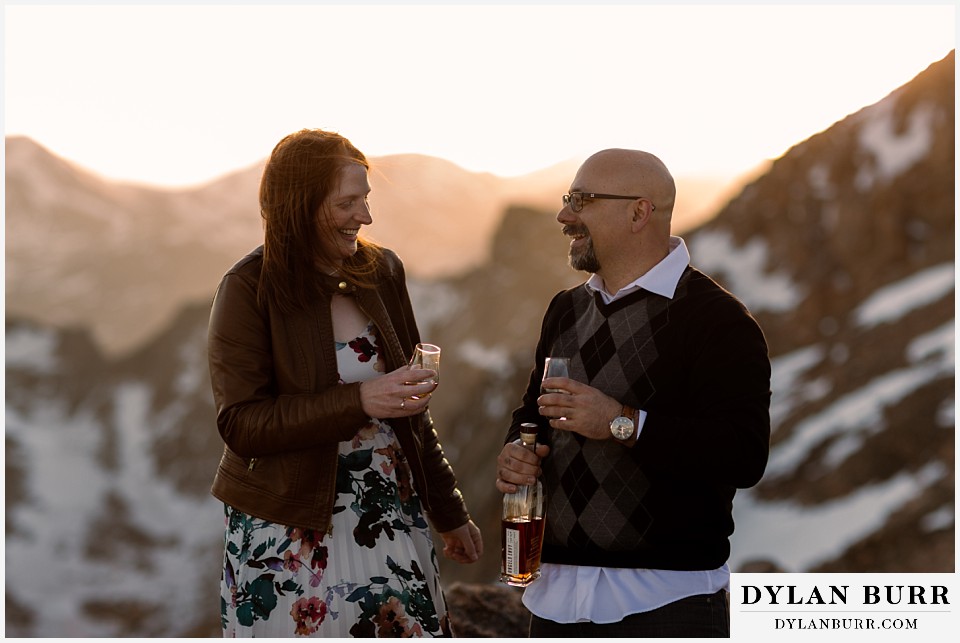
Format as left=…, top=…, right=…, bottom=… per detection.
left=609, top=405, right=636, bottom=440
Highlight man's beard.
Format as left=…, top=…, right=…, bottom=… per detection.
left=566, top=225, right=600, bottom=273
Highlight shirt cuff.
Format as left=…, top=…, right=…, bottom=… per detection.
left=635, top=409, right=648, bottom=436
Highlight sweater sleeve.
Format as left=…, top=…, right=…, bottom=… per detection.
left=507, top=291, right=565, bottom=446
left=634, top=292, right=771, bottom=489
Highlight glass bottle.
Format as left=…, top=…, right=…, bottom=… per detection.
left=500, top=424, right=546, bottom=587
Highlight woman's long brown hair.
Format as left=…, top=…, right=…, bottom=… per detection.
left=258, top=129, right=383, bottom=313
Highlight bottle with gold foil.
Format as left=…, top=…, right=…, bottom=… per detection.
left=500, top=424, right=546, bottom=587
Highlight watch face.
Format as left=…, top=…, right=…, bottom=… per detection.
left=610, top=416, right=634, bottom=440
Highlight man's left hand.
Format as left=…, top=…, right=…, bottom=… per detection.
left=538, top=377, right=622, bottom=440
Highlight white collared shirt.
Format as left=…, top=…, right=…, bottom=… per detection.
left=585, top=235, right=690, bottom=303
left=522, top=235, right=730, bottom=624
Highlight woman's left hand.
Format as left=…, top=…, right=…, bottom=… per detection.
left=359, top=365, right=438, bottom=419
left=438, top=520, right=483, bottom=564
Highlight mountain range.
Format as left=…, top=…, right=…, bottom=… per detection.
left=5, top=137, right=737, bottom=357
left=4, top=50, right=954, bottom=637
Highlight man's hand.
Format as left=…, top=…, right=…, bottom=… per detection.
left=538, top=376, right=622, bottom=440
left=495, top=440, right=550, bottom=494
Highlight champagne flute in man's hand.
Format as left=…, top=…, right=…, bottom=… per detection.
left=541, top=357, right=570, bottom=394
left=407, top=343, right=440, bottom=400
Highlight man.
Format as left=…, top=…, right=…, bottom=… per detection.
left=496, top=149, right=771, bottom=637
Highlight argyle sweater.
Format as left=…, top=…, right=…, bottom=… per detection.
left=508, top=266, right=771, bottom=571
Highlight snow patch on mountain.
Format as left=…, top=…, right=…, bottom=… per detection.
left=921, top=505, right=955, bottom=532
left=766, top=320, right=953, bottom=477
left=458, top=340, right=513, bottom=376
left=853, top=261, right=955, bottom=328
left=5, top=377, right=221, bottom=637
left=5, top=325, right=61, bottom=374
left=769, top=345, right=831, bottom=428
left=856, top=98, right=937, bottom=190
left=731, top=460, right=948, bottom=572
left=407, top=278, right=464, bottom=339
left=689, top=230, right=803, bottom=313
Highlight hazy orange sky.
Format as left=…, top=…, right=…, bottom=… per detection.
left=4, top=3, right=955, bottom=188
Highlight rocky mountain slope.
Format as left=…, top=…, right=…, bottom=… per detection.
left=4, top=51, right=953, bottom=636
left=708, top=50, right=955, bottom=574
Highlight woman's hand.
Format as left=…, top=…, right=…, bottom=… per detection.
left=438, top=520, right=483, bottom=564
left=359, top=365, right=438, bottom=419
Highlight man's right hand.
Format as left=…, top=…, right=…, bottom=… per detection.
left=495, top=440, right=550, bottom=493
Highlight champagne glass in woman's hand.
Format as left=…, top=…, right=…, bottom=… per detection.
left=407, top=343, right=440, bottom=400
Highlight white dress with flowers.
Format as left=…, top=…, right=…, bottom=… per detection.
left=220, top=322, right=451, bottom=637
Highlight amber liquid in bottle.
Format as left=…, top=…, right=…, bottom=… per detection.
left=501, top=516, right=546, bottom=586
left=500, top=425, right=546, bottom=587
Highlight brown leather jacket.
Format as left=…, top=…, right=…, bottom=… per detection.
left=207, top=245, right=469, bottom=534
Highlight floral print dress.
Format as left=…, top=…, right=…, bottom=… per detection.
left=220, top=322, right=452, bottom=637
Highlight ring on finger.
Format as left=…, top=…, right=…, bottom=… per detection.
left=400, top=398, right=406, bottom=410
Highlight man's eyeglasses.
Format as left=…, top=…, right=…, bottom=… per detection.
left=562, top=192, right=655, bottom=214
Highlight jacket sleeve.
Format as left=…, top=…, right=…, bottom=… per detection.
left=386, top=258, right=471, bottom=532
left=207, top=270, right=368, bottom=458
left=417, top=410, right=471, bottom=532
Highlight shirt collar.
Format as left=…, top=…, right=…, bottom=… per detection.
left=586, top=236, right=690, bottom=304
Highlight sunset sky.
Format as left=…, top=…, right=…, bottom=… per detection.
left=3, top=3, right=955, bottom=188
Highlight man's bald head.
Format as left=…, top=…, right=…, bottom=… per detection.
left=577, top=149, right=676, bottom=217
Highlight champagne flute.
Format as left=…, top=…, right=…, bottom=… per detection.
left=541, top=357, right=570, bottom=394
left=541, top=356, right=570, bottom=420
left=407, top=343, right=440, bottom=400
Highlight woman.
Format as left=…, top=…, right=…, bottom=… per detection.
left=208, top=129, right=482, bottom=637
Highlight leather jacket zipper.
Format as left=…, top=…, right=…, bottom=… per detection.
left=248, top=458, right=257, bottom=471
